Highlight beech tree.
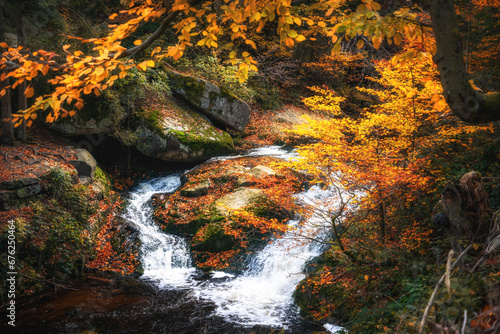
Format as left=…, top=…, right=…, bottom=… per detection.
left=0, top=0, right=498, bottom=133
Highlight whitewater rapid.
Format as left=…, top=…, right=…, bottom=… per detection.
left=122, top=146, right=344, bottom=330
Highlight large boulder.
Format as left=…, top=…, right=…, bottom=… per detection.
left=132, top=102, right=234, bottom=163
left=50, top=93, right=128, bottom=136
left=0, top=177, right=42, bottom=210
left=214, top=187, right=265, bottom=216
left=69, top=148, right=97, bottom=178
left=167, top=70, right=251, bottom=131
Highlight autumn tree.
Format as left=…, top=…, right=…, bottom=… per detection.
left=283, top=51, right=494, bottom=257
left=0, top=0, right=498, bottom=137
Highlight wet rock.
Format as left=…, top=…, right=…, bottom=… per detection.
left=180, top=179, right=211, bottom=197
left=214, top=187, right=265, bottom=216
left=167, top=70, right=251, bottom=131
left=0, top=177, right=41, bottom=190
left=16, top=184, right=42, bottom=198
left=191, top=222, right=235, bottom=252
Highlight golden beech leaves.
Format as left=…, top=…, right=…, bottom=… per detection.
left=0, top=0, right=443, bottom=127
left=286, top=53, right=492, bottom=226
left=24, top=85, right=34, bottom=98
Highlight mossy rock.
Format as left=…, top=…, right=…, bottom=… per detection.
left=131, top=99, right=234, bottom=163
left=50, top=89, right=129, bottom=136
left=180, top=179, right=211, bottom=197
left=166, top=70, right=251, bottom=131
left=213, top=187, right=265, bottom=216
left=191, top=222, right=235, bottom=252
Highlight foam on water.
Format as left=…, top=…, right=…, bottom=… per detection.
left=125, top=147, right=348, bottom=328
left=124, top=175, right=196, bottom=288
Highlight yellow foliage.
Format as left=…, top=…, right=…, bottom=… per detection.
left=0, top=0, right=459, bottom=126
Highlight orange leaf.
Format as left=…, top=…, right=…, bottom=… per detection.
left=42, top=64, right=50, bottom=75
left=25, top=85, right=34, bottom=98
left=434, top=99, right=447, bottom=111
left=75, top=101, right=84, bottom=110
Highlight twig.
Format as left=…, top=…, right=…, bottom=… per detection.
left=18, top=273, right=78, bottom=291
left=418, top=244, right=472, bottom=334
left=39, top=152, right=68, bottom=163
left=461, top=309, right=467, bottom=334
left=1, top=150, right=9, bottom=161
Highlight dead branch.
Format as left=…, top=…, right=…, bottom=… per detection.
left=18, top=273, right=78, bottom=291
left=86, top=275, right=115, bottom=285
left=418, top=244, right=472, bottom=334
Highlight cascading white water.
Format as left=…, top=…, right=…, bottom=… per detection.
left=124, top=175, right=196, bottom=288
left=192, top=185, right=334, bottom=327
left=123, top=147, right=346, bottom=330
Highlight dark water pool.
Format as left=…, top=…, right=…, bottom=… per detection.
left=1, top=279, right=324, bottom=334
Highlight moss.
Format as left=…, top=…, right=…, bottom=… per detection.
left=209, top=91, right=218, bottom=101
left=136, top=108, right=164, bottom=136
left=218, top=86, right=239, bottom=103
left=170, top=73, right=205, bottom=105
left=191, top=222, right=235, bottom=252
left=483, top=91, right=500, bottom=120
left=167, top=128, right=233, bottom=157
left=248, top=197, right=294, bottom=221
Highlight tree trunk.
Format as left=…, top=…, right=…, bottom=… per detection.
left=0, top=6, right=14, bottom=145
left=378, top=193, right=386, bottom=243
left=14, top=21, right=26, bottom=140
left=15, top=81, right=27, bottom=140
left=434, top=171, right=490, bottom=252
left=1, top=73, right=14, bottom=145
left=428, top=0, right=500, bottom=124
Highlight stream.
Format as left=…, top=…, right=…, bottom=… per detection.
left=4, top=147, right=343, bottom=334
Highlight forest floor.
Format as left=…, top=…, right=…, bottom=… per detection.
left=0, top=126, right=77, bottom=182
left=0, top=126, right=78, bottom=228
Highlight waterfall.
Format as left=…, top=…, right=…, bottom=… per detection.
left=192, top=185, right=331, bottom=327
left=124, top=175, right=196, bottom=288
left=123, top=147, right=345, bottom=331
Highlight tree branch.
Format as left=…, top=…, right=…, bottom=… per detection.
left=116, top=0, right=205, bottom=59
left=418, top=244, right=472, bottom=334
left=428, top=0, right=500, bottom=124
